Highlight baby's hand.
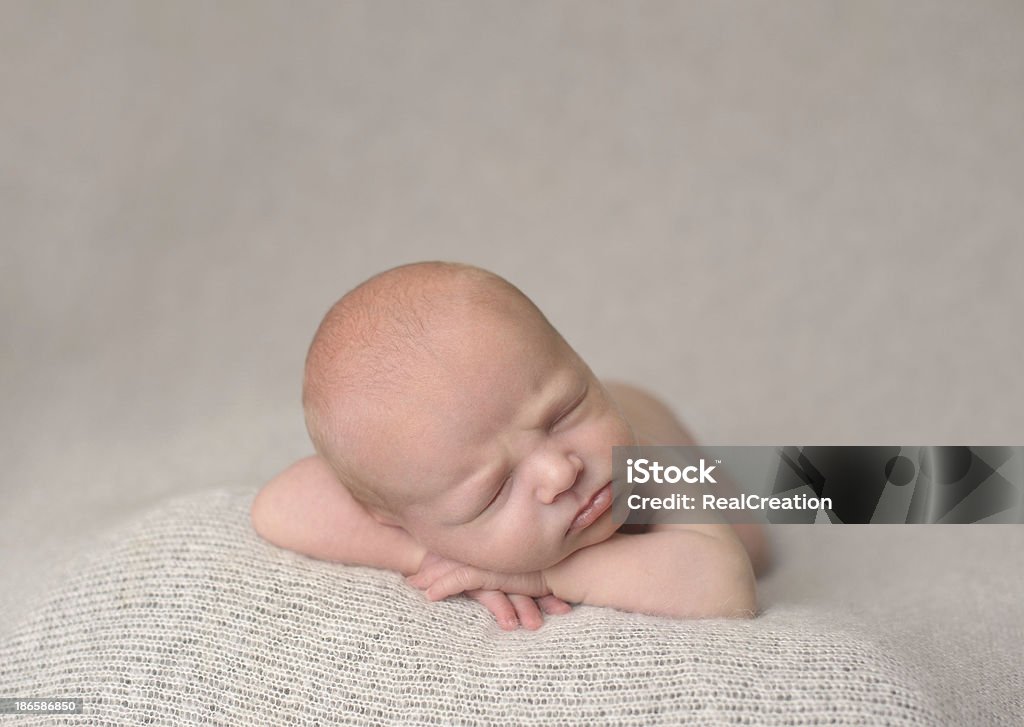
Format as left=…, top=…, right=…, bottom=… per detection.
left=406, top=553, right=571, bottom=631
left=465, top=590, right=571, bottom=631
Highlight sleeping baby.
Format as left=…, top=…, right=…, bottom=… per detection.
left=251, top=261, right=771, bottom=630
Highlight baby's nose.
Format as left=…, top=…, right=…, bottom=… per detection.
left=537, top=452, right=584, bottom=504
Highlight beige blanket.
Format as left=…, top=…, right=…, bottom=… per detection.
left=2, top=488, right=1020, bottom=725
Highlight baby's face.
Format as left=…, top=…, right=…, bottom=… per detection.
left=354, top=309, right=636, bottom=573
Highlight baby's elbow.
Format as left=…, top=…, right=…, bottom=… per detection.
left=250, top=487, right=273, bottom=541
left=669, top=538, right=759, bottom=620
left=711, top=547, right=759, bottom=619
left=251, top=484, right=285, bottom=546
left=717, top=568, right=758, bottom=619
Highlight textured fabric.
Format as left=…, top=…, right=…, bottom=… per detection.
left=2, top=488, right=1021, bottom=726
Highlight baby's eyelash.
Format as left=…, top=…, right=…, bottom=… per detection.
left=550, top=387, right=588, bottom=430
left=483, top=473, right=512, bottom=512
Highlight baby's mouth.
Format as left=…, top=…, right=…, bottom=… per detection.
left=567, top=482, right=613, bottom=534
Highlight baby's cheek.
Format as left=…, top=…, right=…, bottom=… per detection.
left=473, top=525, right=555, bottom=573
left=578, top=413, right=634, bottom=459
left=603, top=412, right=636, bottom=447
left=419, top=528, right=531, bottom=572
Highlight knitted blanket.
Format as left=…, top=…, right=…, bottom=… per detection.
left=2, top=488, right=1020, bottom=725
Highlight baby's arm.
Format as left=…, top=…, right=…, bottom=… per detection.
left=544, top=526, right=757, bottom=618
left=412, top=525, right=756, bottom=619
left=251, top=455, right=426, bottom=575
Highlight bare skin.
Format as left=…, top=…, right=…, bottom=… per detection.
left=253, top=377, right=771, bottom=629
left=401, top=380, right=770, bottom=625
left=253, top=372, right=770, bottom=630
left=600, top=381, right=773, bottom=578
left=252, top=262, right=771, bottom=629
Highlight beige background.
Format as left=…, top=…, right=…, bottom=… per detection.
left=2, top=1, right=1023, bottom=609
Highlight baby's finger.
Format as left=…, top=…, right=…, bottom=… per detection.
left=405, top=571, right=435, bottom=589
left=424, top=565, right=490, bottom=600
left=508, top=594, right=543, bottom=631
left=406, top=558, right=463, bottom=590
left=405, top=573, right=423, bottom=589
left=467, top=590, right=518, bottom=631
left=536, top=594, right=573, bottom=615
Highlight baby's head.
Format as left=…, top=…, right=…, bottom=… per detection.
left=303, top=262, right=636, bottom=572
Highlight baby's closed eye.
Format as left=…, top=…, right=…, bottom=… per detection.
left=549, top=386, right=588, bottom=432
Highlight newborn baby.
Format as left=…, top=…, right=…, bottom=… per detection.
left=252, top=262, right=771, bottom=630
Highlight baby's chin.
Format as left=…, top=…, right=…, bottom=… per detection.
left=469, top=550, right=563, bottom=574
left=484, top=520, right=619, bottom=573
left=466, top=544, right=574, bottom=574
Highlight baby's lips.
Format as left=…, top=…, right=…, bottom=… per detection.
left=567, top=482, right=613, bottom=533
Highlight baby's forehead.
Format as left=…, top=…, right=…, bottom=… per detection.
left=373, top=361, right=582, bottom=483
